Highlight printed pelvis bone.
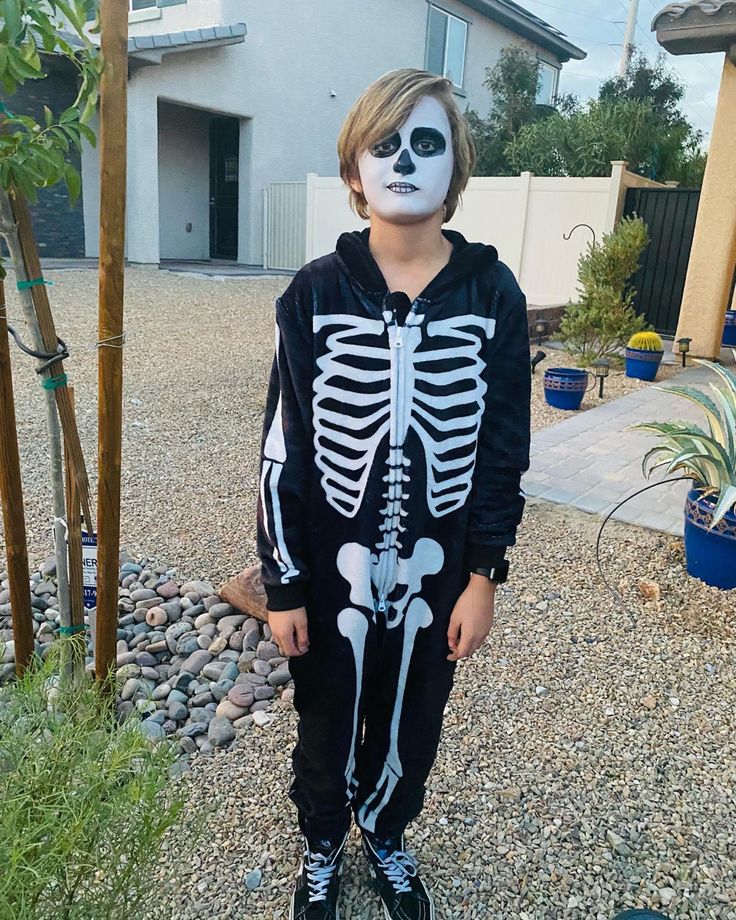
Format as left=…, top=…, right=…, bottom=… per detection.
left=336, top=537, right=443, bottom=819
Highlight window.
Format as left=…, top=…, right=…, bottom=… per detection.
left=427, top=6, right=468, bottom=88
left=537, top=60, right=560, bottom=106
left=130, top=0, right=156, bottom=8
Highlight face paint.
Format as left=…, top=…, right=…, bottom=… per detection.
left=356, top=95, right=454, bottom=224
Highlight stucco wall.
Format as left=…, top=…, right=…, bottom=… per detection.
left=84, top=0, right=566, bottom=264
left=158, top=102, right=211, bottom=260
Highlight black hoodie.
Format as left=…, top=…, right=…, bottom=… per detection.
left=256, top=228, right=531, bottom=616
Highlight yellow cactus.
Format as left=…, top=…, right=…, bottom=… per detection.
left=628, top=330, right=663, bottom=352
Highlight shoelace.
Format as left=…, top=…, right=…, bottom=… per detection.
left=377, top=848, right=417, bottom=895
left=304, top=850, right=338, bottom=903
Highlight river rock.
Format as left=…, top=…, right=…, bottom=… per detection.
left=215, top=700, right=248, bottom=720
left=180, top=649, right=212, bottom=676
left=156, top=580, right=180, bottom=599
left=207, top=716, right=235, bottom=747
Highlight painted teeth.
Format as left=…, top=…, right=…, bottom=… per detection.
left=389, top=183, right=417, bottom=193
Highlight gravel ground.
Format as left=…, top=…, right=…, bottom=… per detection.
left=531, top=348, right=683, bottom=432
left=2, top=269, right=735, bottom=919
left=0, top=266, right=286, bottom=584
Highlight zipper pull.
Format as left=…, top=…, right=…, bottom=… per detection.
left=377, top=594, right=387, bottom=612
left=394, top=325, right=403, bottom=348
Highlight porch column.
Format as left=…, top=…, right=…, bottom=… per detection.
left=126, top=80, right=160, bottom=265
left=675, top=55, right=736, bottom=357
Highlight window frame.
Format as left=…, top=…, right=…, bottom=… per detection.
left=536, top=58, right=561, bottom=105
left=425, top=4, right=469, bottom=90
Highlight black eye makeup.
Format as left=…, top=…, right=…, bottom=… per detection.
left=410, top=127, right=446, bottom=157
left=369, top=126, right=447, bottom=159
left=370, top=132, right=401, bottom=158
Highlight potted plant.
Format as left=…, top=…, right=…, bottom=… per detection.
left=631, top=360, right=736, bottom=590
left=543, top=367, right=593, bottom=411
left=625, top=331, right=665, bottom=381
left=723, top=309, right=736, bottom=347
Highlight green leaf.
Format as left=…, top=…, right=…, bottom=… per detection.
left=64, top=163, right=81, bottom=206
left=60, top=106, right=80, bottom=125
left=711, top=485, right=736, bottom=527
left=1, top=0, right=22, bottom=41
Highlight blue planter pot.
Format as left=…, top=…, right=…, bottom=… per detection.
left=625, top=347, right=664, bottom=382
left=684, top=488, right=736, bottom=590
left=723, top=310, right=736, bottom=347
left=543, top=367, right=589, bottom=410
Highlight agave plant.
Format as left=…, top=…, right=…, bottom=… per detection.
left=631, top=360, right=736, bottom=526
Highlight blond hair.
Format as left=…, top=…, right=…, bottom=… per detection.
left=337, top=68, right=476, bottom=222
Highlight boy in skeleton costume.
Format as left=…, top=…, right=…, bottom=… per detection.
left=257, top=69, right=530, bottom=920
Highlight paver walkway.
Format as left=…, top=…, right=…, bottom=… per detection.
left=522, top=366, right=713, bottom=536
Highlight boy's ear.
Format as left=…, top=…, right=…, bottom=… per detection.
left=348, top=174, right=363, bottom=195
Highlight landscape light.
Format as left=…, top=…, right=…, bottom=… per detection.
left=593, top=358, right=611, bottom=399
left=530, top=350, right=547, bottom=374
left=677, top=337, right=692, bottom=368
left=534, top=319, right=548, bottom=347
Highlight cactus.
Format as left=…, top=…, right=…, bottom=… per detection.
left=628, top=330, right=663, bottom=352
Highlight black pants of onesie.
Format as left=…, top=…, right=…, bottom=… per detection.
left=287, top=602, right=457, bottom=842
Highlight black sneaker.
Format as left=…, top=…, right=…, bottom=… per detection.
left=290, top=832, right=348, bottom=920
left=361, top=830, right=435, bottom=920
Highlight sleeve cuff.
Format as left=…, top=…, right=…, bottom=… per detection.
left=264, top=580, right=309, bottom=612
left=466, top=542, right=508, bottom=570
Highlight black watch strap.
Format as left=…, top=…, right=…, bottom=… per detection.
left=470, top=560, right=509, bottom=583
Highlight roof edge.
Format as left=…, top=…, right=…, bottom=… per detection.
left=461, top=0, right=587, bottom=61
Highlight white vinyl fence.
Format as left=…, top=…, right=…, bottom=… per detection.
left=263, top=181, right=307, bottom=271
left=301, top=162, right=662, bottom=306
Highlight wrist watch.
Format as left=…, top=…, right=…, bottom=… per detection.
left=469, top=560, right=509, bottom=584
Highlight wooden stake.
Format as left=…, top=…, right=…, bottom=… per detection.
left=0, top=276, right=34, bottom=674
left=9, top=191, right=94, bottom=533
left=0, top=188, right=72, bottom=642
left=64, top=387, right=86, bottom=683
left=96, top=0, right=128, bottom=689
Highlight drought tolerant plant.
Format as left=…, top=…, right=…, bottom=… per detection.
left=0, top=645, right=185, bottom=920
left=560, top=216, right=649, bottom=365
left=628, top=330, right=663, bottom=351
left=631, top=360, right=736, bottom=525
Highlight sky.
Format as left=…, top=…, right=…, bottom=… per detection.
left=520, top=0, right=722, bottom=145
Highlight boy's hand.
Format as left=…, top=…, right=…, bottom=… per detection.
left=268, top=607, right=309, bottom=657
left=447, top=575, right=496, bottom=661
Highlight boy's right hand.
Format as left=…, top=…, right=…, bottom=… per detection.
left=267, top=607, right=309, bottom=657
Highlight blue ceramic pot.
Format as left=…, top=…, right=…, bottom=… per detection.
left=684, top=488, right=736, bottom=590
left=625, top=347, right=664, bottom=382
left=543, top=367, right=590, bottom=410
left=723, top=310, right=736, bottom=347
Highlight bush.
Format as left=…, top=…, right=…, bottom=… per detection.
left=0, top=647, right=185, bottom=920
left=560, top=216, right=649, bottom=365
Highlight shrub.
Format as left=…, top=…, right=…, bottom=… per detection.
left=560, top=216, right=649, bottom=365
left=0, top=646, right=185, bottom=920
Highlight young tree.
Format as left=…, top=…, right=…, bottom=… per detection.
left=506, top=52, right=706, bottom=185
left=465, top=46, right=559, bottom=176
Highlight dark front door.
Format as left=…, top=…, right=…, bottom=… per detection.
left=624, top=187, right=701, bottom=335
left=209, top=117, right=239, bottom=260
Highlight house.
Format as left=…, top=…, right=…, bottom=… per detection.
left=20, top=0, right=587, bottom=264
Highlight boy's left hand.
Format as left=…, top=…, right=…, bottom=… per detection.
left=447, top=575, right=497, bottom=661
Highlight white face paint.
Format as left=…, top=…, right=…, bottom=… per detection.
left=356, top=95, right=454, bottom=225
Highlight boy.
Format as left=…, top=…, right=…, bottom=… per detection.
left=256, top=68, right=530, bottom=920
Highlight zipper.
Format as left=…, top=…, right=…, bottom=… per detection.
left=373, top=298, right=421, bottom=614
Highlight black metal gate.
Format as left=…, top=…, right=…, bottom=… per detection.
left=624, top=187, right=700, bottom=335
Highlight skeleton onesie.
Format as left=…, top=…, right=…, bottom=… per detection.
left=256, top=228, right=531, bottom=842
